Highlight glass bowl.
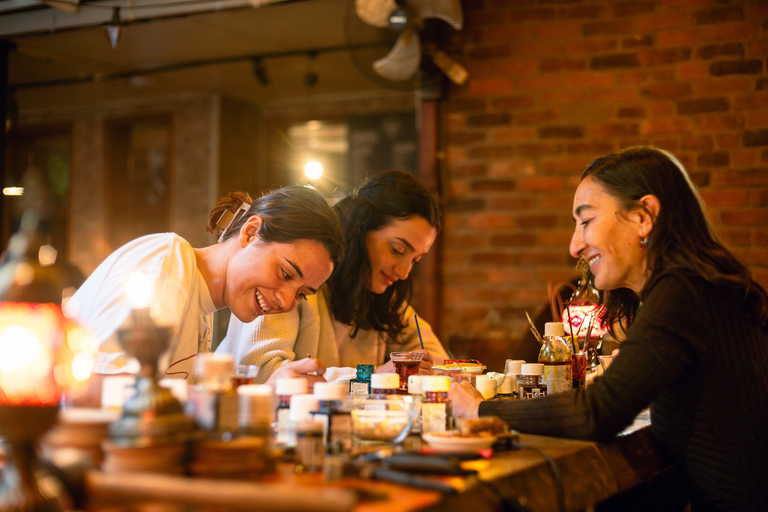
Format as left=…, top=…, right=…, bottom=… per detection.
left=350, top=396, right=421, bottom=445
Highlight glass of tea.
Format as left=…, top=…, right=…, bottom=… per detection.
left=390, top=352, right=425, bottom=392
left=232, top=364, right=258, bottom=389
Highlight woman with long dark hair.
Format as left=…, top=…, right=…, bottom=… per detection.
left=451, top=146, right=768, bottom=510
left=217, top=170, right=447, bottom=383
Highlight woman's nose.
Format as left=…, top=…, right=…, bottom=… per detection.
left=569, top=229, right=586, bottom=259
left=394, top=260, right=410, bottom=280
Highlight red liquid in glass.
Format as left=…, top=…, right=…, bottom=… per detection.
left=393, top=360, right=421, bottom=390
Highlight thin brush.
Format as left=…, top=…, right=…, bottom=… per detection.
left=525, top=311, right=544, bottom=345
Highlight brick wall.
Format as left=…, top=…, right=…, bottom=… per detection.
left=440, top=0, right=768, bottom=369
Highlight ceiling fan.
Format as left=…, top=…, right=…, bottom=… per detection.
left=354, top=0, right=468, bottom=86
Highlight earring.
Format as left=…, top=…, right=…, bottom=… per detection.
left=640, top=237, right=648, bottom=250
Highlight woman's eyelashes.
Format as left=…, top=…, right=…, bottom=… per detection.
left=391, top=245, right=405, bottom=256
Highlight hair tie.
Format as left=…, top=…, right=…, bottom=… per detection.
left=216, top=202, right=251, bottom=242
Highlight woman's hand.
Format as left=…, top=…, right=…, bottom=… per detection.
left=267, top=357, right=327, bottom=389
left=450, top=381, right=482, bottom=420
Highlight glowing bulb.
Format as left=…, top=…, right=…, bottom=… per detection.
left=3, top=187, right=24, bottom=196
left=126, top=272, right=153, bottom=309
left=304, top=161, right=323, bottom=180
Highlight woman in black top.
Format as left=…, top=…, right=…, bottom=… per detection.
left=451, top=146, right=768, bottom=511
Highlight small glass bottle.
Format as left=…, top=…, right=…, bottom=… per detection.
left=274, top=378, right=308, bottom=446
left=311, top=382, right=352, bottom=452
left=518, top=363, right=547, bottom=400
left=539, top=322, right=573, bottom=395
left=504, top=360, right=526, bottom=394
left=420, top=375, right=452, bottom=433
left=287, top=394, right=319, bottom=454
left=186, top=353, right=238, bottom=440
left=407, top=375, right=424, bottom=434
left=370, top=373, right=400, bottom=398
left=349, top=364, right=374, bottom=396
left=294, top=420, right=324, bottom=473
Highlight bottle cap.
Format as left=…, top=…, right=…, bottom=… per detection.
left=521, top=363, right=544, bottom=376
left=196, top=353, right=235, bottom=379
left=370, top=373, right=400, bottom=390
left=295, top=420, right=324, bottom=434
left=289, top=394, right=319, bottom=421
left=544, top=322, right=565, bottom=337
left=474, top=375, right=497, bottom=399
left=421, top=375, right=451, bottom=392
left=407, top=375, right=424, bottom=395
left=275, top=377, right=308, bottom=396
left=355, top=364, right=374, bottom=379
left=313, top=382, right=347, bottom=400
left=499, top=374, right=517, bottom=394
left=504, top=359, right=524, bottom=375
left=238, top=385, right=275, bottom=425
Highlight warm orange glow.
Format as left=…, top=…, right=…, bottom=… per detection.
left=0, top=302, right=80, bottom=405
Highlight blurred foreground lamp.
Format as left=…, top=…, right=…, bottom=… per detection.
left=0, top=213, right=94, bottom=511
left=108, top=273, right=195, bottom=446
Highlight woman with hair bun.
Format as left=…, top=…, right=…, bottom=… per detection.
left=71, top=186, right=344, bottom=392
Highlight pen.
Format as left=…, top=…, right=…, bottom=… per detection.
left=414, top=313, right=425, bottom=350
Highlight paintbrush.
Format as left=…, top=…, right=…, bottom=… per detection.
left=525, top=311, right=544, bottom=345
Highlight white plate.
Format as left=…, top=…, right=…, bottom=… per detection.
left=422, top=432, right=496, bottom=452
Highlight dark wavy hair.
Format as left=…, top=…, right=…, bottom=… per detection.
left=327, top=170, right=442, bottom=340
left=206, top=186, right=344, bottom=268
left=581, top=146, right=768, bottom=336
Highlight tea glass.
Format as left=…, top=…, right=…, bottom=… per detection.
left=390, top=352, right=425, bottom=392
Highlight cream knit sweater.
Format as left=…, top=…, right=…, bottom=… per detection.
left=215, top=287, right=447, bottom=383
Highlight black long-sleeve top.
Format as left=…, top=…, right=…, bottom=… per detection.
left=480, top=271, right=768, bottom=511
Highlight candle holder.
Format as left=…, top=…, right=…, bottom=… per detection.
left=108, top=308, right=196, bottom=446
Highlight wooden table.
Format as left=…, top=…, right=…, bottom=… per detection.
left=84, top=414, right=667, bottom=512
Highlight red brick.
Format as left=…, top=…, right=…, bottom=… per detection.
left=468, top=78, right=516, bottom=95
left=446, top=146, right=467, bottom=164
left=650, top=138, right=679, bottom=151
left=470, top=251, right=517, bottom=266
left=694, top=113, right=745, bottom=131
left=660, top=0, right=708, bottom=8
left=752, top=190, right=768, bottom=206
left=657, top=29, right=697, bottom=46
left=536, top=22, right=581, bottom=40
left=591, top=123, right=641, bottom=138
left=733, top=93, right=768, bottom=110
left=538, top=230, right=577, bottom=247
left=746, top=110, right=768, bottom=129
left=677, top=97, right=730, bottom=115
left=487, top=195, right=535, bottom=210
left=641, top=82, right=692, bottom=99
left=700, top=23, right=756, bottom=41
left=467, top=112, right=512, bottom=127
left=582, top=20, right=634, bottom=36
left=566, top=38, right=618, bottom=54
left=699, top=189, right=749, bottom=207
left=678, top=61, right=708, bottom=80
left=652, top=68, right=676, bottom=81
left=443, top=213, right=466, bottom=231
left=488, top=160, right=536, bottom=177
left=447, top=98, right=486, bottom=113
left=697, top=151, right=730, bottom=167
left=491, top=127, right=537, bottom=143
left=740, top=248, right=768, bottom=266
left=488, top=268, right=541, bottom=284
left=641, top=118, right=695, bottom=135
left=513, top=41, right=566, bottom=58
left=564, top=72, right=616, bottom=88
left=491, top=59, right=539, bottom=76
left=492, top=95, right=536, bottom=110
left=443, top=236, right=487, bottom=252
left=446, top=113, right=467, bottom=130
left=616, top=70, right=649, bottom=84
left=446, top=198, right=486, bottom=213
left=593, top=87, right=639, bottom=103
left=755, top=228, right=768, bottom=245
left=450, top=163, right=487, bottom=177
left=681, top=134, right=714, bottom=150
left=746, top=5, right=768, bottom=19
left=518, top=109, right=562, bottom=124
left=539, top=156, right=592, bottom=174
left=467, top=213, right=516, bottom=230
left=448, top=132, right=487, bottom=145
left=468, top=145, right=515, bottom=160
left=623, top=35, right=654, bottom=49
left=539, top=193, right=578, bottom=210
left=513, top=143, right=560, bottom=158
left=711, top=169, right=768, bottom=186
left=540, top=58, right=587, bottom=73
left=640, top=47, right=692, bottom=66
left=471, top=179, right=515, bottom=193
left=613, top=2, right=655, bottom=17
left=517, top=74, right=560, bottom=91
left=716, top=133, right=740, bottom=149
left=617, top=106, right=647, bottom=118
left=508, top=7, right=557, bottom=23
left=750, top=39, right=768, bottom=57
left=517, top=250, right=571, bottom=266
left=691, top=6, right=744, bottom=25
left=465, top=9, right=509, bottom=27
left=483, top=26, right=537, bottom=44
left=540, top=90, right=589, bottom=105
left=516, top=177, right=566, bottom=192
left=490, top=233, right=537, bottom=247
left=468, top=44, right=512, bottom=61
left=719, top=229, right=751, bottom=247
left=731, top=149, right=759, bottom=166
left=565, top=142, right=616, bottom=155
left=636, top=11, right=688, bottom=31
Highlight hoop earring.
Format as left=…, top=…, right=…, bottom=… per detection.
left=640, top=237, right=648, bottom=250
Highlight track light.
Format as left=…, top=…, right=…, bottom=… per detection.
left=251, top=57, right=269, bottom=86
left=106, top=7, right=122, bottom=49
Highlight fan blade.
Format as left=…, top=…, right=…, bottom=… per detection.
left=42, top=0, right=80, bottom=13
left=355, top=0, right=399, bottom=28
left=409, top=0, right=463, bottom=29
left=373, top=28, right=421, bottom=82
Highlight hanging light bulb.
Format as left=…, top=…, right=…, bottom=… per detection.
left=304, top=161, right=323, bottom=180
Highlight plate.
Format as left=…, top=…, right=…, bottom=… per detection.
left=421, top=432, right=496, bottom=452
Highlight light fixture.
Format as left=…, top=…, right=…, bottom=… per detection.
left=106, top=7, right=122, bottom=50
left=0, top=211, right=96, bottom=511
left=304, top=160, right=323, bottom=180
left=3, top=187, right=24, bottom=196
left=251, top=57, right=269, bottom=86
